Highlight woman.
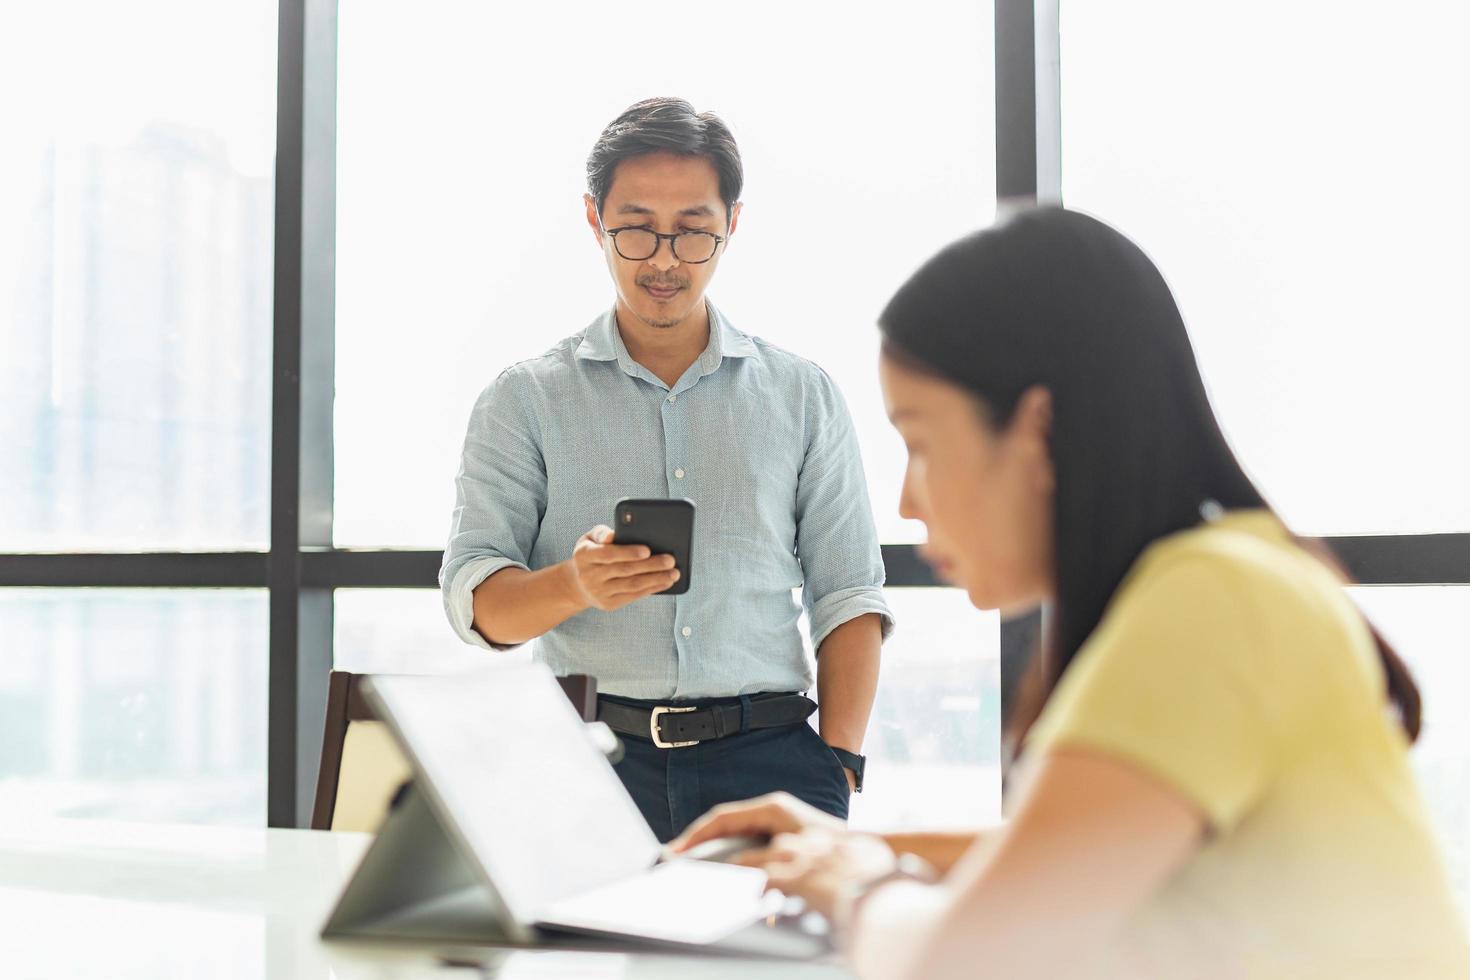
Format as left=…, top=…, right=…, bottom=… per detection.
left=673, top=209, right=1470, bottom=978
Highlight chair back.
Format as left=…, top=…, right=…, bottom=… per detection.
left=311, top=670, right=598, bottom=831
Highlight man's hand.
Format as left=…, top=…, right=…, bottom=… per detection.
left=565, top=525, right=680, bottom=612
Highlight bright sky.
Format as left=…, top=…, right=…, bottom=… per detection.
left=0, top=1, right=276, bottom=176
left=3, top=1, right=1465, bottom=547
left=1061, top=1, right=1470, bottom=534
left=0, top=1, right=277, bottom=397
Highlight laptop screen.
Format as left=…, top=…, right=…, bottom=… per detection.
left=367, top=665, right=663, bottom=923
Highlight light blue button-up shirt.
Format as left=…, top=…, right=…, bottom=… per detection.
left=440, top=301, right=893, bottom=699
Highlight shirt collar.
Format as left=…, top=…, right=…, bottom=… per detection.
left=708, top=301, right=758, bottom=360
left=575, top=300, right=758, bottom=371
left=574, top=308, right=621, bottom=362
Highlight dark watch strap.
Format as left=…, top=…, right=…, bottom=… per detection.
left=829, top=746, right=866, bottom=792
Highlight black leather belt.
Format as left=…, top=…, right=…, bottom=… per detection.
left=597, top=693, right=816, bottom=749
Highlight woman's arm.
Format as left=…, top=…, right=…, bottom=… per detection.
left=878, top=831, right=987, bottom=876
left=850, top=746, right=1205, bottom=980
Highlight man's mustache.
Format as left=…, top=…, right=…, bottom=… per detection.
left=637, top=275, right=689, bottom=289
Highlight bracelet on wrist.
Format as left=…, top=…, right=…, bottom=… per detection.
left=834, top=852, right=939, bottom=949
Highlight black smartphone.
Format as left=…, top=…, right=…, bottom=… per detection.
left=613, top=497, right=695, bottom=596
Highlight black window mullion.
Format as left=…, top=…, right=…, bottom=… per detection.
left=0, top=553, right=268, bottom=588
left=7, top=535, right=1464, bottom=592
left=270, top=0, right=338, bottom=829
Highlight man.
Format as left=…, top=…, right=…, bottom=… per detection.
left=440, top=97, right=892, bottom=842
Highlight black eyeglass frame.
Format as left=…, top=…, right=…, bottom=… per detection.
left=600, top=223, right=727, bottom=264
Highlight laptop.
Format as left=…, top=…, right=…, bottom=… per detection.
left=320, top=663, right=830, bottom=959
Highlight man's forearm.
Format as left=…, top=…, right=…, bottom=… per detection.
left=471, top=563, right=587, bottom=647
left=816, top=613, right=882, bottom=756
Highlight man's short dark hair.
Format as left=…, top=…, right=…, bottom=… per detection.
left=587, top=97, right=743, bottom=223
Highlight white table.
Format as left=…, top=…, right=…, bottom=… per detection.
left=0, top=817, right=852, bottom=980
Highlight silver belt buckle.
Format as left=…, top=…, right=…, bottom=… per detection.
left=650, top=705, right=699, bottom=749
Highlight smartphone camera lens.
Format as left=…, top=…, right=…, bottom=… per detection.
left=621, top=512, right=634, bottom=526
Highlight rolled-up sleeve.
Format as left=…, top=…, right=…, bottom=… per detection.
left=439, top=369, right=547, bottom=651
left=795, top=367, right=895, bottom=651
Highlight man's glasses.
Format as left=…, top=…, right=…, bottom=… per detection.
left=602, top=225, right=726, bottom=264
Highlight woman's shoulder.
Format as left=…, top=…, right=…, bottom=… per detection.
left=1127, top=510, right=1331, bottom=611
left=1098, top=510, right=1373, bottom=688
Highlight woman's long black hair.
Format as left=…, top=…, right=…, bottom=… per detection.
left=879, top=207, right=1420, bottom=747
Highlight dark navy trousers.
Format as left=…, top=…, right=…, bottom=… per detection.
left=604, top=694, right=852, bottom=843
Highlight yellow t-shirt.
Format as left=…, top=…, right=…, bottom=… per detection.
left=1026, top=510, right=1470, bottom=978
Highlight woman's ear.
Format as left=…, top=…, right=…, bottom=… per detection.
left=1014, top=386, right=1055, bottom=494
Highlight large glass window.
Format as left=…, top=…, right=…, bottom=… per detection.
left=0, top=2, right=277, bottom=551
left=333, top=2, right=1001, bottom=829
left=0, top=589, right=268, bottom=825
left=1060, top=2, right=1470, bottom=534
left=1349, top=586, right=1470, bottom=912
left=849, top=590, right=1002, bottom=830
left=335, top=589, right=493, bottom=675
left=334, top=0, right=996, bottom=547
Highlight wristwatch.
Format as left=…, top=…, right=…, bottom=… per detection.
left=829, top=747, right=866, bottom=793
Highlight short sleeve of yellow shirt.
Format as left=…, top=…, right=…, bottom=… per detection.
left=1027, top=550, right=1273, bottom=833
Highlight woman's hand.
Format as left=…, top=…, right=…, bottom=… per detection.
left=746, top=829, right=899, bottom=922
left=672, top=793, right=902, bottom=923
left=669, top=792, right=844, bottom=854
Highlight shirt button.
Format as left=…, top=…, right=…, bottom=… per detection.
left=681, top=626, right=692, bottom=638
left=667, top=394, right=677, bottom=404
left=674, top=468, right=685, bottom=479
